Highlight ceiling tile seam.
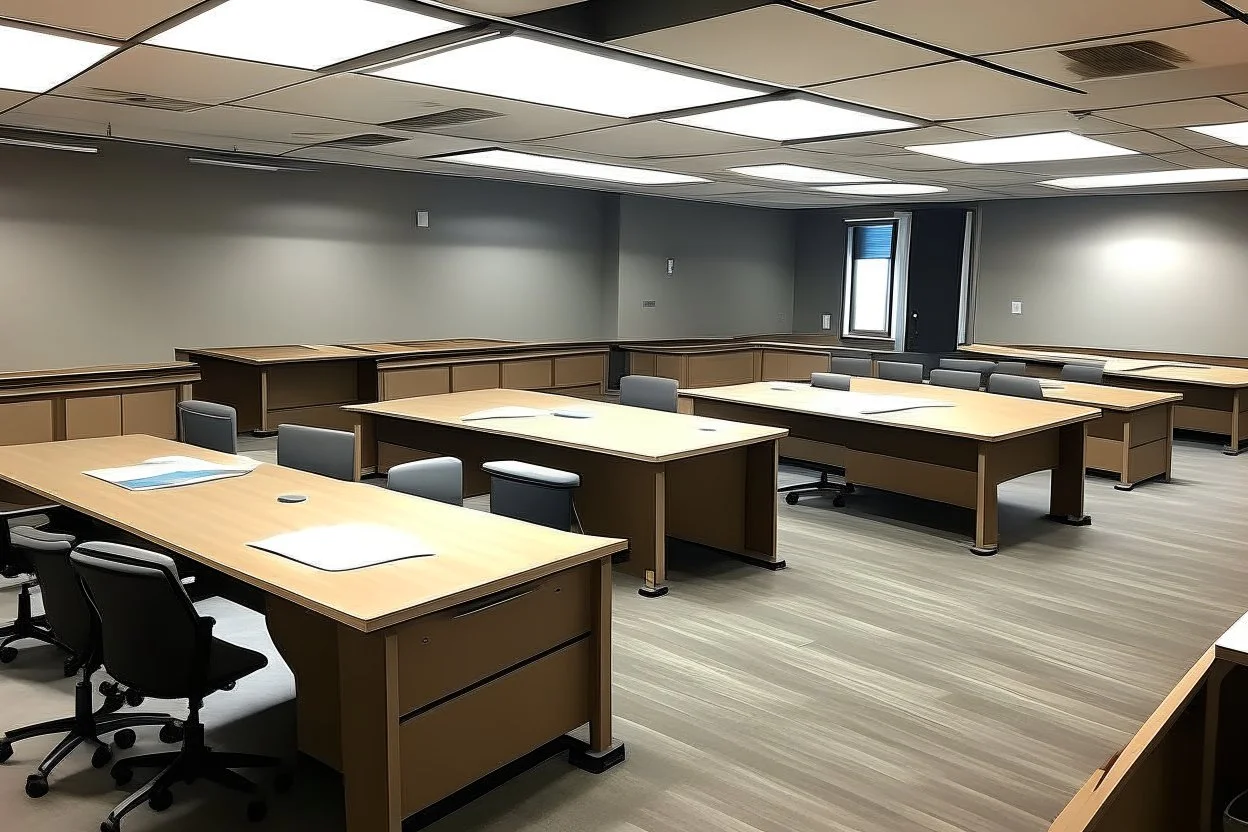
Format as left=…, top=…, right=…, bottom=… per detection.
left=795, top=59, right=957, bottom=93
left=1201, top=0, right=1248, bottom=25
left=774, top=0, right=1087, bottom=95
left=1089, top=92, right=1248, bottom=119
left=973, top=19, right=1234, bottom=59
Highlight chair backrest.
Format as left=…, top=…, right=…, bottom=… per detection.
left=987, top=374, right=1045, bottom=399
left=178, top=400, right=238, bottom=455
left=388, top=457, right=463, bottom=507
left=810, top=372, right=852, bottom=391
left=939, top=358, right=997, bottom=374
left=929, top=369, right=982, bottom=391
left=70, top=542, right=199, bottom=699
left=1062, top=363, right=1105, bottom=384
left=876, top=361, right=924, bottom=383
left=993, top=361, right=1028, bottom=376
left=10, top=530, right=93, bottom=658
left=619, top=375, right=678, bottom=412
left=277, top=424, right=356, bottom=481
left=829, top=356, right=872, bottom=378
left=483, top=461, right=580, bottom=531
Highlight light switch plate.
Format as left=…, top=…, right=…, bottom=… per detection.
left=1011, top=301, right=1023, bottom=314
left=416, top=211, right=429, bottom=228
left=821, top=313, right=832, bottom=330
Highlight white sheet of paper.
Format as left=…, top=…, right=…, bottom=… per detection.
left=806, top=389, right=955, bottom=416
left=248, top=523, right=435, bottom=571
left=84, top=456, right=260, bottom=491
left=1116, top=360, right=1209, bottom=372
left=1040, top=381, right=1065, bottom=389
left=461, top=406, right=548, bottom=421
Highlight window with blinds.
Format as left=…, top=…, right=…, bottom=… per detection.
left=844, top=221, right=897, bottom=337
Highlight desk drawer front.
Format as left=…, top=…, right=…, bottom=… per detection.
left=395, top=563, right=592, bottom=714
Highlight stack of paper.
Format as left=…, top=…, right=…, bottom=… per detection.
left=248, top=524, right=435, bottom=571
left=84, top=455, right=260, bottom=491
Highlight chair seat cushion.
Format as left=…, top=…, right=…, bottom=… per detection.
left=203, top=637, right=269, bottom=694
left=482, top=460, right=581, bottom=489
left=10, top=526, right=76, bottom=547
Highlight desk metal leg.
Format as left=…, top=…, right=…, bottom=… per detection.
left=637, top=469, right=668, bottom=598
left=1048, top=424, right=1092, bottom=527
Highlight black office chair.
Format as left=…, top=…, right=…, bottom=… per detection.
left=780, top=373, right=854, bottom=507
left=938, top=358, right=996, bottom=387
left=0, top=530, right=179, bottom=798
left=277, top=424, right=355, bottom=481
left=178, top=401, right=239, bottom=455
left=829, top=356, right=872, bottom=377
left=877, top=361, right=924, bottom=383
left=987, top=374, right=1045, bottom=399
left=993, top=361, right=1028, bottom=376
left=619, top=375, right=679, bottom=412
left=929, top=369, right=982, bottom=391
left=1062, top=362, right=1105, bottom=384
left=71, top=542, right=284, bottom=830
left=0, top=521, right=69, bottom=667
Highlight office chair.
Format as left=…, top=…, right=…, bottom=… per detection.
left=829, top=356, right=872, bottom=377
left=277, top=424, right=355, bottom=481
left=929, top=369, right=982, bottom=391
left=0, top=530, right=179, bottom=798
left=178, top=401, right=238, bottom=455
left=1, top=521, right=72, bottom=669
left=810, top=372, right=852, bottom=391
left=1062, top=363, right=1105, bottom=384
left=71, top=542, right=284, bottom=830
left=483, top=461, right=582, bottom=532
left=987, top=375, right=1045, bottom=399
left=877, top=361, right=924, bottom=383
left=938, top=358, right=996, bottom=386
left=993, top=361, right=1028, bottom=376
left=388, top=457, right=463, bottom=507
left=619, top=375, right=678, bottom=412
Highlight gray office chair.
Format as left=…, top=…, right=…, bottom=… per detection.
left=810, top=372, right=852, bottom=391
left=177, top=401, right=238, bottom=455
left=829, top=356, right=872, bottom=378
left=0, top=522, right=70, bottom=667
left=619, top=375, right=678, bottom=412
left=993, top=361, right=1028, bottom=376
left=388, top=457, right=463, bottom=507
left=929, top=369, right=982, bottom=391
left=877, top=361, right=924, bottom=383
left=1062, top=363, right=1105, bottom=384
left=939, top=358, right=996, bottom=386
left=483, top=461, right=582, bottom=532
left=277, top=424, right=355, bottom=481
left=71, top=542, right=283, bottom=830
left=987, top=374, right=1045, bottom=399
left=0, top=530, right=179, bottom=797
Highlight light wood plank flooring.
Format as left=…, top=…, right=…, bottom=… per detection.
left=2, top=435, right=1246, bottom=832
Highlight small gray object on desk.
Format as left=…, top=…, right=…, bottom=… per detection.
left=277, top=494, right=307, bottom=504
left=552, top=409, right=593, bottom=419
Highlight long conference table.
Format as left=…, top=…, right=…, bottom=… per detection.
left=349, top=389, right=789, bottom=596
left=963, top=344, right=1248, bottom=454
left=0, top=435, right=628, bottom=832
left=679, top=379, right=1101, bottom=556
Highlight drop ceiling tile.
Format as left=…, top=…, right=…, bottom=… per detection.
left=241, top=74, right=622, bottom=141
left=648, top=147, right=899, bottom=180
left=1079, top=130, right=1189, bottom=153
left=861, top=125, right=988, bottom=147
left=946, top=112, right=1132, bottom=136
left=834, top=0, right=1221, bottom=55
left=787, top=137, right=905, bottom=156
left=0, top=89, right=34, bottom=113
left=611, top=5, right=944, bottom=87
left=285, top=146, right=451, bottom=172
left=535, top=122, right=772, bottom=158
left=0, top=94, right=189, bottom=136
left=59, top=46, right=315, bottom=106
left=814, top=62, right=1079, bottom=120
left=1095, top=97, right=1248, bottom=128
left=658, top=182, right=781, bottom=197
left=180, top=105, right=391, bottom=145
left=1227, top=93, right=1248, bottom=109
left=0, top=0, right=202, bottom=38
left=905, top=168, right=1042, bottom=186
left=1151, top=126, right=1236, bottom=149
left=865, top=152, right=1020, bottom=172
left=1149, top=149, right=1243, bottom=167
left=1200, top=146, right=1248, bottom=164
left=990, top=154, right=1183, bottom=175
left=360, top=135, right=491, bottom=158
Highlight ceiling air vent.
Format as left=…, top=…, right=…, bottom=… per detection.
left=75, top=87, right=208, bottom=112
left=319, top=133, right=407, bottom=148
left=1058, top=41, right=1190, bottom=80
left=383, top=108, right=505, bottom=131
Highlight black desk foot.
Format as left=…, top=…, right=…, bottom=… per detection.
left=969, top=545, right=998, bottom=557
left=1047, top=513, right=1092, bottom=526
left=1114, top=483, right=1136, bottom=492
left=1223, top=444, right=1244, bottom=456
left=755, top=559, right=786, bottom=571
left=568, top=740, right=625, bottom=774
left=251, top=430, right=277, bottom=438
left=638, top=584, right=668, bottom=599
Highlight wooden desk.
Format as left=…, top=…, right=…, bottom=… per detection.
left=625, top=341, right=832, bottom=388
left=0, top=435, right=627, bottom=832
left=1040, top=382, right=1181, bottom=490
left=964, top=344, right=1248, bottom=454
left=0, top=362, right=199, bottom=447
left=679, top=379, right=1100, bottom=556
left=348, top=389, right=789, bottom=597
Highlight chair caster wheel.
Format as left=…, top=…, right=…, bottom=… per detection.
left=112, top=765, right=133, bottom=787
left=99, top=681, right=120, bottom=697
left=220, top=681, right=236, bottom=692
left=92, top=745, right=113, bottom=768
left=159, top=722, right=184, bottom=744
left=101, top=820, right=120, bottom=832
left=0, top=739, right=12, bottom=763
left=274, top=772, right=294, bottom=794
left=247, top=800, right=268, bottom=822
left=25, top=773, right=49, bottom=798
left=148, top=789, right=173, bottom=812
left=123, top=689, right=144, bottom=708
left=832, top=495, right=846, bottom=508
left=0, top=646, right=18, bottom=663
left=113, top=729, right=136, bottom=750
left=785, top=493, right=799, bottom=505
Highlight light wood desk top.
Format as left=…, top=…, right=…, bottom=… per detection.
left=1040, top=381, right=1182, bottom=411
left=178, top=344, right=386, bottom=363
left=0, top=362, right=200, bottom=399
left=348, top=388, right=788, bottom=463
left=679, top=379, right=1100, bottom=442
left=964, top=344, right=1248, bottom=389
left=0, top=435, right=625, bottom=633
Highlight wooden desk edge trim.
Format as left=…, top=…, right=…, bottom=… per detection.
left=1045, top=391, right=1184, bottom=412
left=965, top=345, right=1248, bottom=389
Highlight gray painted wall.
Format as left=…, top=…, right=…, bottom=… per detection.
left=973, top=191, right=1248, bottom=356
left=613, top=195, right=796, bottom=339
left=0, top=142, right=608, bottom=371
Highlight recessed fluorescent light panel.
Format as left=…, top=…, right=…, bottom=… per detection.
left=0, top=24, right=117, bottom=93
left=907, top=131, right=1136, bottom=164
left=148, top=0, right=462, bottom=70
left=1041, top=168, right=1248, bottom=189
left=817, top=183, right=948, bottom=195
left=1186, top=121, right=1248, bottom=146
left=667, top=98, right=917, bottom=142
left=370, top=35, right=762, bottom=118
left=729, top=164, right=884, bottom=184
left=188, top=157, right=307, bottom=171
left=436, top=149, right=708, bottom=185
left=0, top=136, right=99, bottom=153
